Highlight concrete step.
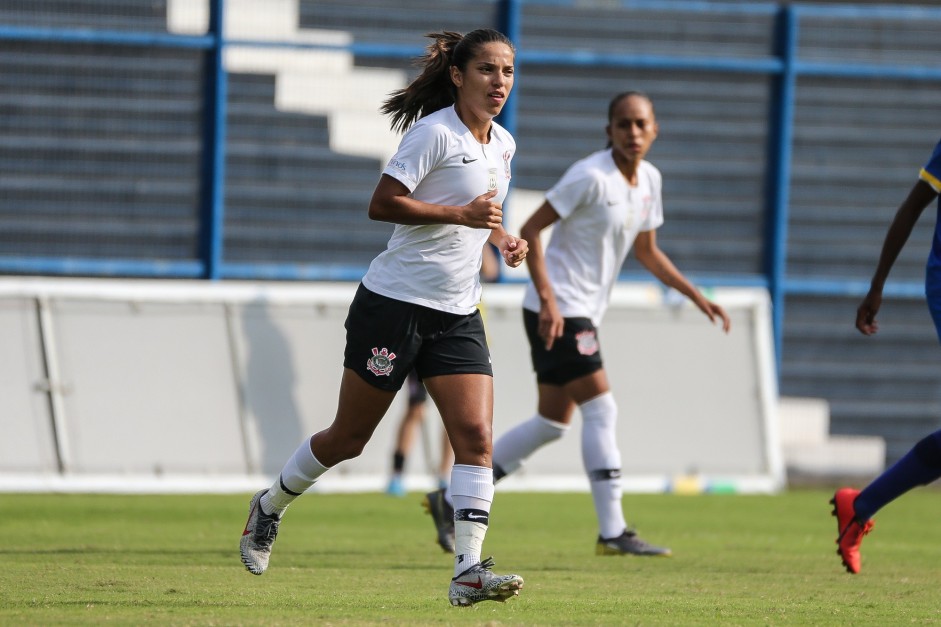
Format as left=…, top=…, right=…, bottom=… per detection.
left=778, top=396, right=886, bottom=478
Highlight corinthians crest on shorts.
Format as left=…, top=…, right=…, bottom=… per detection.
left=367, top=347, right=396, bottom=376
left=575, top=330, right=599, bottom=356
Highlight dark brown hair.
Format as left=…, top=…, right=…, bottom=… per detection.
left=606, top=91, right=654, bottom=147
left=607, top=90, right=654, bottom=122
left=381, top=29, right=515, bottom=133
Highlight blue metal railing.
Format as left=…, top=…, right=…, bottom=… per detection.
left=200, top=0, right=227, bottom=280
left=767, top=5, right=798, bottom=369
left=2, top=0, right=941, bottom=368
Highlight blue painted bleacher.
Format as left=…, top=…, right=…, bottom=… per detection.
left=3, top=0, right=941, bottom=463
left=0, top=37, right=202, bottom=259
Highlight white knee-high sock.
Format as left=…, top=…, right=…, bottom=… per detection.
left=580, top=392, right=626, bottom=539
left=261, top=436, right=329, bottom=516
left=449, top=464, right=494, bottom=576
left=492, top=414, right=569, bottom=480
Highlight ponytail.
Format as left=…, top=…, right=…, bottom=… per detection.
left=381, top=29, right=515, bottom=133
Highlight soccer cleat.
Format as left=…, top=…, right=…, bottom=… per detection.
left=831, top=487, right=874, bottom=574
left=422, top=488, right=455, bottom=553
left=240, top=489, right=281, bottom=575
left=448, top=557, right=523, bottom=606
left=386, top=475, right=406, bottom=497
left=596, top=529, right=672, bottom=556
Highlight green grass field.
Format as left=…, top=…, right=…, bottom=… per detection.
left=3, top=489, right=940, bottom=625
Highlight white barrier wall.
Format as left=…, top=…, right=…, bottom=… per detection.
left=0, top=277, right=783, bottom=494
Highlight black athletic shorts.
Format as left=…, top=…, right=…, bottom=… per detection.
left=343, top=284, right=492, bottom=392
left=523, top=308, right=604, bottom=386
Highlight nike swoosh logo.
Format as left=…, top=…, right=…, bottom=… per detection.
left=462, top=157, right=478, bottom=164
left=467, top=513, right=487, bottom=520
left=242, top=502, right=258, bottom=536
left=456, top=576, right=483, bottom=589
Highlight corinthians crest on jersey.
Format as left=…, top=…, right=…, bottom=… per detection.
left=367, top=347, right=396, bottom=376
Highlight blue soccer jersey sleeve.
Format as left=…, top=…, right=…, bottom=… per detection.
left=920, top=138, right=941, bottom=192
left=921, top=138, right=941, bottom=304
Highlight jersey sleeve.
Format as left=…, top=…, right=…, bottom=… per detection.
left=382, top=122, right=449, bottom=192
left=545, top=163, right=600, bottom=220
left=919, top=138, right=941, bottom=193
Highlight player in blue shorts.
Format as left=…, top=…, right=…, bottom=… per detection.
left=239, top=28, right=528, bottom=606
left=832, top=137, right=941, bottom=574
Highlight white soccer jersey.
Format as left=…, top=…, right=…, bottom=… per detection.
left=522, top=148, right=664, bottom=325
left=363, top=105, right=515, bottom=315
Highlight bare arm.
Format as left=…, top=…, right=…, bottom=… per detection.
left=633, top=230, right=731, bottom=333
left=367, top=174, right=504, bottom=228
left=857, top=179, right=939, bottom=335
left=521, top=201, right=564, bottom=349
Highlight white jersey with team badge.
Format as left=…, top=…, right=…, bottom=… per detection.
left=363, top=105, right=515, bottom=315
left=522, top=148, right=664, bottom=326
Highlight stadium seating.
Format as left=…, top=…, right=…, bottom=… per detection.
left=224, top=72, right=391, bottom=265
left=0, top=0, right=169, bottom=31
left=3, top=0, right=941, bottom=471
left=0, top=38, right=203, bottom=259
